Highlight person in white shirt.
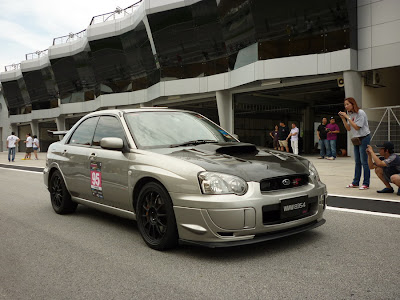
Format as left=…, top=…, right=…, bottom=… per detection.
left=23, top=133, right=33, bottom=160
left=33, top=135, right=40, bottom=160
left=6, top=132, right=20, bottom=162
left=286, top=123, right=300, bottom=155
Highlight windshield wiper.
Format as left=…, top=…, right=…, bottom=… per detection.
left=170, top=140, right=218, bottom=148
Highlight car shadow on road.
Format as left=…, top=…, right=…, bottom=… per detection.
left=172, top=230, right=325, bottom=260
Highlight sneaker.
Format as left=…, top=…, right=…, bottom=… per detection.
left=318, top=156, right=324, bottom=159
left=21, top=158, right=26, bottom=160
left=346, top=183, right=359, bottom=188
left=359, top=185, right=369, bottom=190
left=327, top=157, right=335, bottom=160
left=377, top=187, right=394, bottom=193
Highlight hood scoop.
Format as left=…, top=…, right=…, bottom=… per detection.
left=195, top=142, right=259, bottom=155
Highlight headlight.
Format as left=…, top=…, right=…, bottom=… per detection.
left=198, top=172, right=248, bottom=195
left=309, top=162, right=321, bottom=182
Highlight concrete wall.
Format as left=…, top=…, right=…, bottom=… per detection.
left=0, top=93, right=10, bottom=151
left=358, top=0, right=400, bottom=70
left=362, top=67, right=400, bottom=109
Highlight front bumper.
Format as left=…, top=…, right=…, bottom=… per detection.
left=180, top=219, right=326, bottom=248
left=171, top=181, right=327, bottom=245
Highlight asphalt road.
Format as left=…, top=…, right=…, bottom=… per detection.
left=1, top=168, right=399, bottom=300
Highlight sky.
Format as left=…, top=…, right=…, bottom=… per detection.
left=0, top=0, right=137, bottom=71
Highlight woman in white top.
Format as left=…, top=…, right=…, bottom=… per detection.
left=33, top=135, right=40, bottom=160
left=339, top=97, right=371, bottom=190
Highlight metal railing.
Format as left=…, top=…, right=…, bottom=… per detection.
left=365, top=105, right=400, bottom=153
left=4, top=63, right=21, bottom=72
left=53, top=29, right=87, bottom=45
left=90, top=0, right=143, bottom=25
left=25, top=49, right=48, bottom=60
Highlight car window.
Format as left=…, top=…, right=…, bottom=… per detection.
left=124, top=111, right=236, bottom=149
left=92, top=116, right=126, bottom=147
left=68, top=117, right=99, bottom=146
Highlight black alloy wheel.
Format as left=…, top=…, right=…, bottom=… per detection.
left=136, top=182, right=178, bottom=250
left=50, top=170, right=77, bottom=214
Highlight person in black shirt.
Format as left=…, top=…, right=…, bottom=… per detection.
left=317, top=118, right=331, bottom=159
left=278, top=122, right=290, bottom=152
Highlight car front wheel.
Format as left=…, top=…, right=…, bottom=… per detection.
left=50, top=170, right=77, bottom=214
left=136, top=182, right=178, bottom=250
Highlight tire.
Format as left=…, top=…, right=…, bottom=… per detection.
left=136, top=182, right=178, bottom=250
left=49, top=170, right=78, bottom=214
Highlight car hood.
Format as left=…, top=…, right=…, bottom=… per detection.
left=149, top=143, right=310, bottom=182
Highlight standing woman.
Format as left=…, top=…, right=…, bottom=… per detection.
left=33, top=135, right=40, bottom=160
left=269, top=125, right=279, bottom=150
left=339, top=97, right=371, bottom=190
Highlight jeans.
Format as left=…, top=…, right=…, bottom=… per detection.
left=352, top=135, right=371, bottom=186
left=8, top=147, right=16, bottom=161
left=328, top=139, right=337, bottom=158
left=319, top=139, right=331, bottom=158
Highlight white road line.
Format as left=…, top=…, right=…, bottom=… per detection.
left=327, top=206, right=400, bottom=218
left=0, top=166, right=42, bottom=174
left=329, top=193, right=400, bottom=203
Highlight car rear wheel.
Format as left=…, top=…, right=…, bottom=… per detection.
left=136, top=182, right=178, bottom=250
left=50, top=170, right=77, bottom=214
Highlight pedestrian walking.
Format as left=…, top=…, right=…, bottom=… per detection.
left=366, top=142, right=400, bottom=195
left=6, top=132, right=20, bottom=162
left=23, top=133, right=33, bottom=160
left=317, top=118, right=330, bottom=159
left=33, top=135, right=40, bottom=160
left=339, top=97, right=371, bottom=190
left=269, top=125, right=279, bottom=150
left=278, top=122, right=290, bottom=152
left=326, top=117, right=340, bottom=160
left=286, top=123, right=299, bottom=155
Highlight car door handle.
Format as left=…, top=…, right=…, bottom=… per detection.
left=89, top=153, right=97, bottom=160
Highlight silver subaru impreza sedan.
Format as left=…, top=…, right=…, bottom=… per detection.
left=44, top=108, right=326, bottom=250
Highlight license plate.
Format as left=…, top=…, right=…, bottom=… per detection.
left=280, top=196, right=309, bottom=219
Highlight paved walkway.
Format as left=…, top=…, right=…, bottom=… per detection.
left=0, top=151, right=399, bottom=202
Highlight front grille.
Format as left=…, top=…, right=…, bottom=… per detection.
left=262, top=196, right=319, bottom=225
left=260, top=174, right=309, bottom=192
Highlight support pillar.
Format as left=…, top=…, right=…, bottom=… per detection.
left=216, top=90, right=234, bottom=134
left=30, top=120, right=39, bottom=139
left=303, top=105, right=314, bottom=154
left=56, top=116, right=66, bottom=140
left=344, top=71, right=363, bottom=157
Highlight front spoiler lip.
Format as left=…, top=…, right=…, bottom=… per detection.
left=179, top=218, right=326, bottom=248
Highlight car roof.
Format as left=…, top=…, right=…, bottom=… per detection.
left=85, top=107, right=191, bottom=117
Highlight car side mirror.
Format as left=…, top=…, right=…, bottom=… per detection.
left=100, top=137, right=124, bottom=151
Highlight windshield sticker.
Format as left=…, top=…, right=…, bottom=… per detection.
left=90, top=162, right=104, bottom=198
left=218, top=129, right=234, bottom=139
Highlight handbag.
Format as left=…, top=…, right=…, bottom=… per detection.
left=351, top=137, right=361, bottom=146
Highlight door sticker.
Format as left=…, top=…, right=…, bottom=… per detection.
left=90, top=162, right=104, bottom=198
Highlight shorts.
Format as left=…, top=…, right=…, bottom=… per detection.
left=26, top=147, right=33, bottom=153
left=279, top=140, right=288, bottom=147
left=273, top=140, right=278, bottom=148
left=384, top=171, right=400, bottom=183
left=33, top=147, right=39, bottom=151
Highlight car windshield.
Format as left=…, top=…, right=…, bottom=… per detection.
left=124, top=111, right=237, bottom=149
